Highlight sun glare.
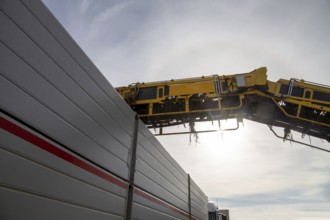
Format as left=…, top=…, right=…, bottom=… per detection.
left=192, top=120, right=250, bottom=162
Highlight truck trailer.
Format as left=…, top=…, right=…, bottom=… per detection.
left=0, top=0, right=209, bottom=219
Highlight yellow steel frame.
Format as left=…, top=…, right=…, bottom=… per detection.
left=116, top=67, right=330, bottom=141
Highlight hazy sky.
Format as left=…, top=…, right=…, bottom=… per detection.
left=43, top=0, right=330, bottom=219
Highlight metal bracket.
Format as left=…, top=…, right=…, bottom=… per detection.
left=218, top=119, right=240, bottom=131
left=154, top=129, right=218, bottom=136
left=268, top=125, right=330, bottom=153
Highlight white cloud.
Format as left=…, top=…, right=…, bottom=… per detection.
left=94, top=1, right=133, bottom=23
left=80, top=0, right=91, bottom=13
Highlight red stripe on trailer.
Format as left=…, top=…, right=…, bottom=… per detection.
left=0, top=115, right=200, bottom=219
left=0, top=116, right=127, bottom=189
left=134, top=187, right=199, bottom=220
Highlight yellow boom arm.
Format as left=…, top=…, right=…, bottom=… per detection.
left=116, top=67, right=330, bottom=143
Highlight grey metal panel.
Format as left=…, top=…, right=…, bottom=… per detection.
left=140, top=124, right=188, bottom=178
left=138, top=123, right=188, bottom=186
left=135, top=144, right=188, bottom=210
left=131, top=202, right=182, bottom=220
left=0, top=1, right=132, bottom=179
left=17, top=0, right=135, bottom=124
left=0, top=0, right=133, bottom=145
left=0, top=117, right=127, bottom=196
left=135, top=123, right=189, bottom=212
left=131, top=189, right=189, bottom=220
left=0, top=34, right=128, bottom=168
left=134, top=172, right=188, bottom=213
left=191, top=202, right=208, bottom=220
left=190, top=178, right=208, bottom=220
left=0, top=186, right=124, bottom=220
left=0, top=148, right=125, bottom=216
left=0, top=122, right=127, bottom=217
left=135, top=146, right=188, bottom=199
left=0, top=75, right=129, bottom=179
left=191, top=197, right=208, bottom=217
left=190, top=178, right=208, bottom=206
left=0, top=0, right=134, bottom=138
left=0, top=0, right=210, bottom=219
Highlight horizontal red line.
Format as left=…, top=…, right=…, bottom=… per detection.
left=134, top=187, right=198, bottom=219
left=0, top=116, right=127, bottom=189
left=1, top=115, right=200, bottom=219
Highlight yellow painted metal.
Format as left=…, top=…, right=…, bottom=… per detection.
left=115, top=67, right=330, bottom=141
left=116, top=67, right=269, bottom=105
left=169, top=81, right=214, bottom=96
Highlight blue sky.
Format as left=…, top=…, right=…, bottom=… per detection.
left=43, top=1, right=330, bottom=219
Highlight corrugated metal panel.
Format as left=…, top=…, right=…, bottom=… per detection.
left=132, top=188, right=189, bottom=220
left=0, top=0, right=134, bottom=180
left=0, top=0, right=209, bottom=219
left=0, top=115, right=126, bottom=219
left=131, top=203, right=182, bottom=220
left=190, top=178, right=209, bottom=219
left=21, top=0, right=135, bottom=125
left=0, top=188, right=122, bottom=220
left=135, top=122, right=189, bottom=214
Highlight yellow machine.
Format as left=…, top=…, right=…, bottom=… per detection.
left=116, top=67, right=330, bottom=151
